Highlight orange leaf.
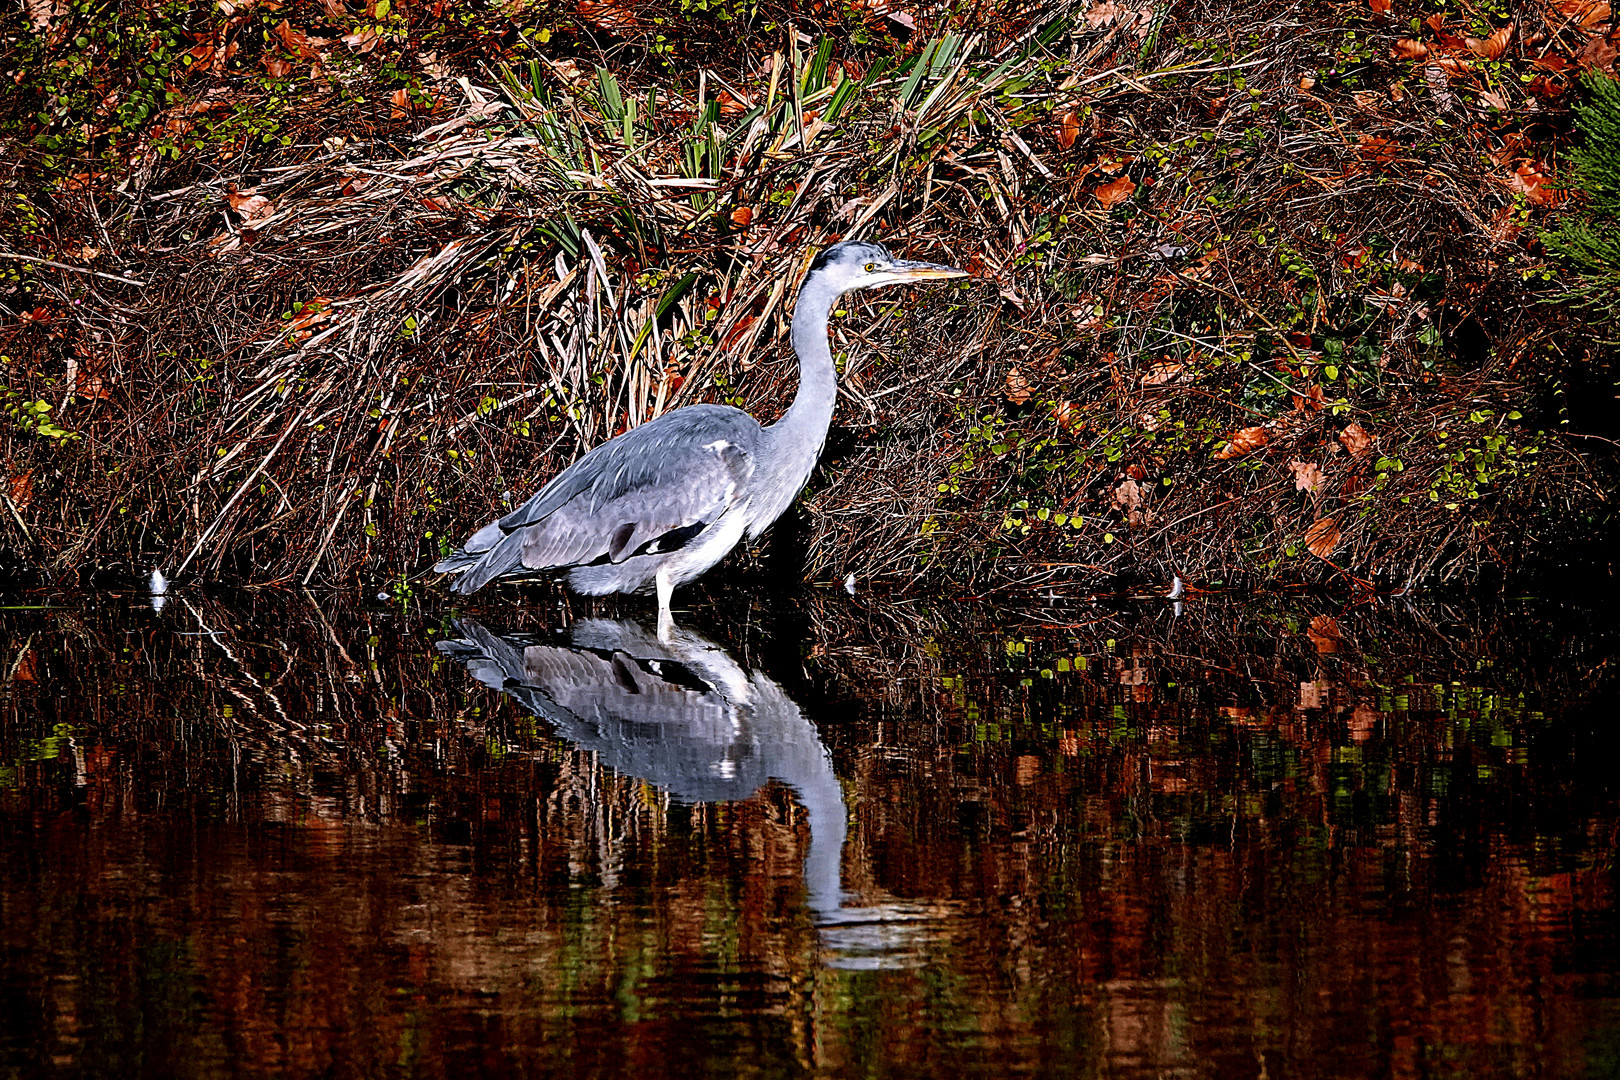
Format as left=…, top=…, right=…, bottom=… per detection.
left=1367, top=0, right=1391, bottom=11
left=390, top=87, right=412, bottom=118
left=1215, top=426, right=1269, bottom=459
left=1094, top=175, right=1136, bottom=209
left=1304, top=517, right=1341, bottom=559
left=262, top=56, right=293, bottom=77
left=1339, top=422, right=1373, bottom=456
left=1391, top=38, right=1428, bottom=60
left=730, top=205, right=754, bottom=227
left=1056, top=109, right=1080, bottom=150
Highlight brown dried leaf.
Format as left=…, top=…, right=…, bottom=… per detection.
left=1339, top=422, right=1373, bottom=456
left=1112, top=479, right=1144, bottom=509
left=1056, top=109, right=1080, bottom=150
left=1358, top=135, right=1401, bottom=164
left=1508, top=160, right=1562, bottom=205
left=12, top=648, right=37, bottom=682
left=1214, top=425, right=1269, bottom=459
left=1005, top=368, right=1032, bottom=405
left=342, top=26, right=381, bottom=53
left=8, top=470, right=35, bottom=509
left=1556, top=0, right=1612, bottom=29
left=271, top=19, right=317, bottom=60
left=1304, top=517, right=1341, bottom=559
left=1579, top=34, right=1619, bottom=74
left=1094, top=175, right=1136, bottom=209
left=1141, top=361, right=1184, bottom=385
left=1307, top=615, right=1342, bottom=653
left=1289, top=459, right=1326, bottom=493
left=1465, top=25, right=1512, bottom=60
left=262, top=56, right=293, bottom=77
left=390, top=87, right=412, bottom=118
left=730, top=206, right=754, bottom=227
left=225, top=187, right=274, bottom=221
left=1391, top=38, right=1429, bottom=60
left=1367, top=0, right=1391, bottom=12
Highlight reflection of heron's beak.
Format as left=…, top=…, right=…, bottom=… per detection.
left=868, top=259, right=970, bottom=288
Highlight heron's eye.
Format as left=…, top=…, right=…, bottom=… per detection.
left=864, top=262, right=877, bottom=273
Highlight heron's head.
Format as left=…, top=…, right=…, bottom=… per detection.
left=807, top=240, right=968, bottom=296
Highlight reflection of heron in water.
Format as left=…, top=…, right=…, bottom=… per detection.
left=436, top=618, right=849, bottom=918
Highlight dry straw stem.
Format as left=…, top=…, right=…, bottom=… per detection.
left=0, top=0, right=1609, bottom=593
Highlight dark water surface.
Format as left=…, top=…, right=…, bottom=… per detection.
left=2, top=591, right=1618, bottom=1078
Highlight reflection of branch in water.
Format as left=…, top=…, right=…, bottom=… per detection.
left=178, top=595, right=311, bottom=762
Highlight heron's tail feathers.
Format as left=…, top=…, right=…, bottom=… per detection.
left=434, top=538, right=527, bottom=594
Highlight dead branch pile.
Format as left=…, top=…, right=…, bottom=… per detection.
left=0, top=0, right=1614, bottom=593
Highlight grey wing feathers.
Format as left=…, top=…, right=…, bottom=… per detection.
left=435, top=405, right=759, bottom=593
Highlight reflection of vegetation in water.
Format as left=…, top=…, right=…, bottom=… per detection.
left=0, top=594, right=1616, bottom=1077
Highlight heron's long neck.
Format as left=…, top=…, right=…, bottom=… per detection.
left=773, top=283, right=837, bottom=450
left=758, top=281, right=838, bottom=512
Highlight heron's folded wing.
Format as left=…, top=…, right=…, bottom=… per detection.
left=518, top=434, right=752, bottom=569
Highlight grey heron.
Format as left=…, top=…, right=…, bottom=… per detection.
left=434, top=240, right=968, bottom=637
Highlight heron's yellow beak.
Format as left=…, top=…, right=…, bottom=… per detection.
left=867, top=259, right=971, bottom=288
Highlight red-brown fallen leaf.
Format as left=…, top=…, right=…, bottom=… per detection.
left=1340, top=422, right=1373, bottom=456
left=1292, top=385, right=1326, bottom=413
left=1358, top=135, right=1401, bottom=165
left=1508, top=160, right=1563, bottom=205
left=576, top=0, right=638, bottom=32
left=1094, top=175, right=1136, bottom=209
left=721, top=315, right=756, bottom=350
left=1215, top=425, right=1269, bottom=459
left=716, top=90, right=750, bottom=117
left=8, top=469, right=34, bottom=509
left=1527, top=74, right=1566, bottom=99
left=419, top=195, right=453, bottom=212
left=1367, top=0, right=1391, bottom=13
left=225, top=186, right=275, bottom=221
left=1289, top=459, right=1326, bottom=493
left=272, top=19, right=317, bottom=59
left=11, top=648, right=36, bottom=682
left=730, top=205, right=754, bottom=227
left=1433, top=56, right=1473, bottom=75
left=1391, top=38, right=1429, bottom=60
left=1466, top=24, right=1513, bottom=60
left=390, top=87, right=412, bottom=118
left=1533, top=55, right=1573, bottom=73
left=1307, top=615, right=1342, bottom=653
left=1141, top=361, right=1184, bottom=385
left=341, top=174, right=371, bottom=197
left=1578, top=34, right=1619, bottom=74
left=21, top=307, right=53, bottom=324
left=75, top=364, right=111, bottom=400
left=1304, top=517, right=1341, bottom=559
left=342, top=26, right=380, bottom=53
left=1005, top=368, right=1032, bottom=404
left=1056, top=109, right=1080, bottom=150
left=1555, top=0, right=1612, bottom=29
left=262, top=56, right=293, bottom=77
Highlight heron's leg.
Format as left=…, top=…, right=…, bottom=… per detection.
left=655, top=568, right=675, bottom=643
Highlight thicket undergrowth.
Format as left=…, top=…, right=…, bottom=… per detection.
left=1, top=0, right=1616, bottom=595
